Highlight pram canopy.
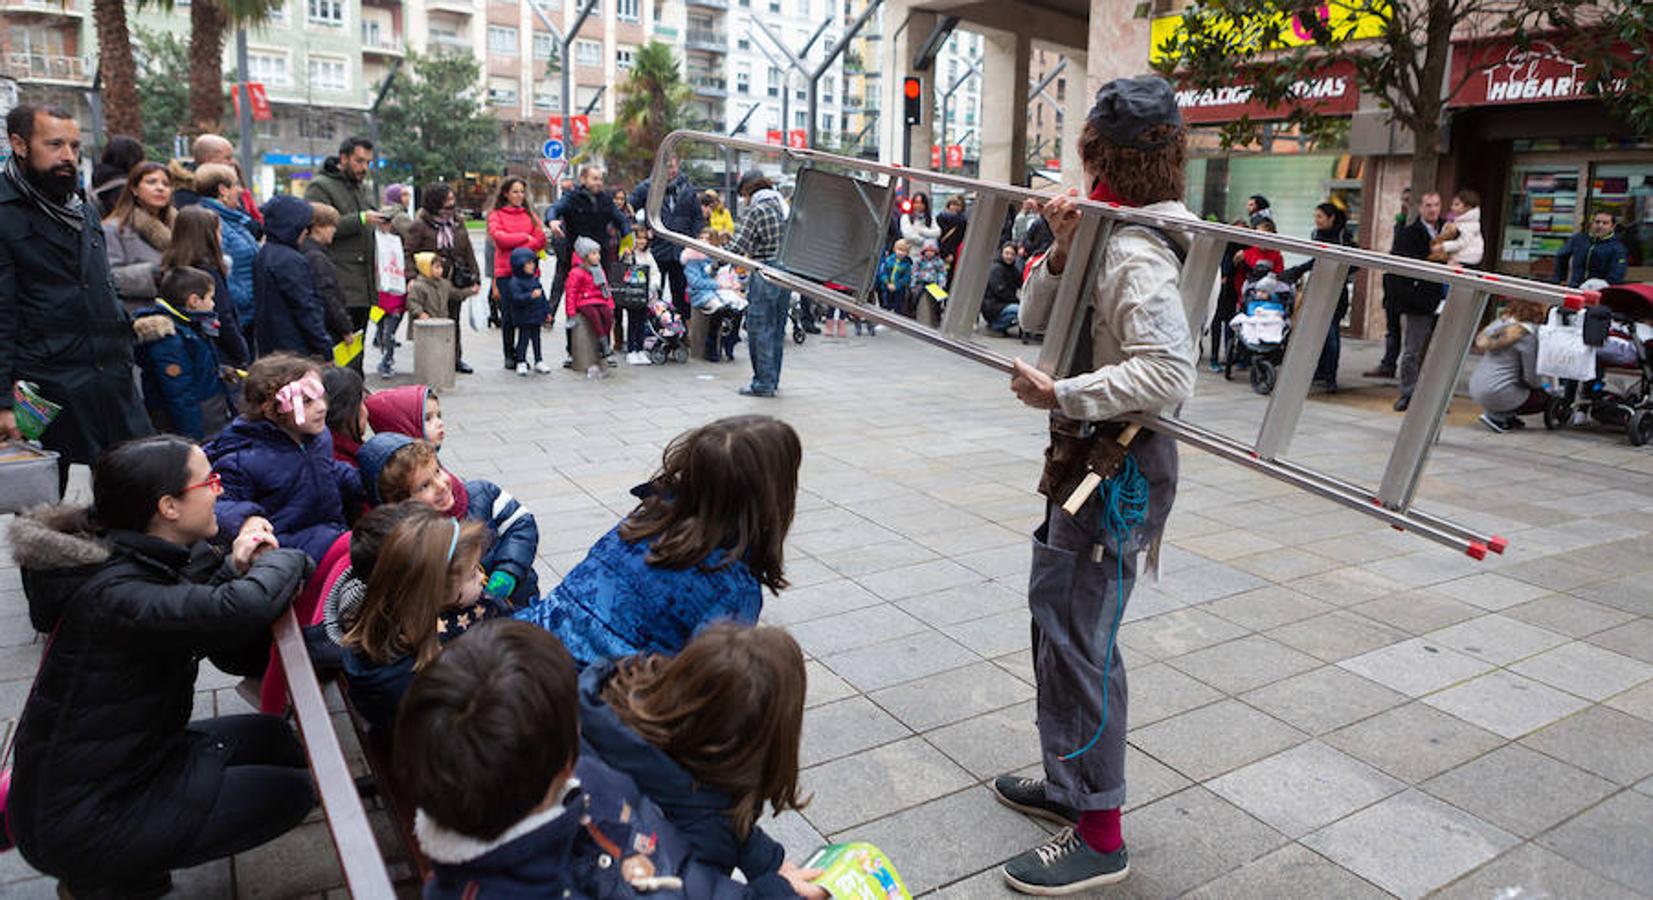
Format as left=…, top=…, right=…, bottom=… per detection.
left=1597, top=283, right=1653, bottom=324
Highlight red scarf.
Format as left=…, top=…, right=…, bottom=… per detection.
left=1089, top=179, right=1131, bottom=207
left=444, top=470, right=469, bottom=521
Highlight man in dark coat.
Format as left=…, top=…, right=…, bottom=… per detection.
left=550, top=164, right=631, bottom=333
left=628, top=155, right=703, bottom=319
left=1392, top=191, right=1444, bottom=411
left=0, top=105, right=152, bottom=481
left=253, top=195, right=333, bottom=359
left=303, top=136, right=384, bottom=335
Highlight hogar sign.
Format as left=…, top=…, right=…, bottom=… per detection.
left=1450, top=39, right=1628, bottom=108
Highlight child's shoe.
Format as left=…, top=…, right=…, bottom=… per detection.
left=533, top=360, right=554, bottom=374
left=516, top=362, right=530, bottom=376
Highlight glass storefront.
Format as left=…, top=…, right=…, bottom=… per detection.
left=1498, top=153, right=1653, bottom=284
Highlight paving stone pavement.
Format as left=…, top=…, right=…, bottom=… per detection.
left=2, top=325, right=1652, bottom=898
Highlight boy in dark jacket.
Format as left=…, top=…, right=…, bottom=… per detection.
left=982, top=242, right=1024, bottom=335
left=504, top=247, right=552, bottom=374
left=254, top=194, right=334, bottom=359
left=302, top=201, right=356, bottom=346
left=398, top=620, right=750, bottom=899
left=132, top=266, right=237, bottom=440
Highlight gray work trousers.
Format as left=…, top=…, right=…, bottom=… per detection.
left=1398, top=312, right=1437, bottom=400
left=1028, top=425, right=1178, bottom=812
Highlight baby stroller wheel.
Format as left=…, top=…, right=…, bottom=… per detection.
left=793, top=325, right=807, bottom=345
left=1250, top=359, right=1276, bottom=395
left=672, top=346, right=690, bottom=364
left=1543, top=396, right=1570, bottom=431
left=648, top=346, right=668, bottom=366
left=1629, top=410, right=1653, bottom=447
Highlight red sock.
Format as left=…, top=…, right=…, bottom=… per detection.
left=1076, top=808, right=1122, bottom=854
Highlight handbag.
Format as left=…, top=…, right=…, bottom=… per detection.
left=1536, top=308, right=1599, bottom=382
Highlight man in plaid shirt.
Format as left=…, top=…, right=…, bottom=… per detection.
left=729, top=170, right=789, bottom=396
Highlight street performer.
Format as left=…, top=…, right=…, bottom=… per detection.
left=998, top=75, right=1196, bottom=895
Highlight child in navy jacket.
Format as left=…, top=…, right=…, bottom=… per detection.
left=514, top=415, right=800, bottom=663
left=504, top=247, right=551, bottom=373
left=204, top=353, right=363, bottom=561
left=131, top=266, right=235, bottom=440
left=253, top=194, right=334, bottom=359
left=397, top=619, right=756, bottom=899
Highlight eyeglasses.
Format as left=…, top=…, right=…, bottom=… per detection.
left=182, top=472, right=223, bottom=495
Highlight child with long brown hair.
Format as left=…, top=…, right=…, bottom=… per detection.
left=515, top=415, right=801, bottom=663
left=340, top=508, right=490, bottom=734
left=162, top=204, right=249, bottom=366
left=204, top=353, right=363, bottom=560
left=580, top=623, right=824, bottom=898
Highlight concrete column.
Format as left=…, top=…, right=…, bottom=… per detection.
left=878, top=0, right=933, bottom=169
left=1085, top=0, right=1152, bottom=87
left=978, top=29, right=1030, bottom=186
left=1061, top=49, right=1089, bottom=190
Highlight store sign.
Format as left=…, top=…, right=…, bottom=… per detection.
left=765, top=129, right=783, bottom=146
left=1174, top=61, right=1359, bottom=123
left=1150, top=2, right=1388, bottom=64
left=788, top=129, right=808, bottom=149
left=1448, top=39, right=1627, bottom=108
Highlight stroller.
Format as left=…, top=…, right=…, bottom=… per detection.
left=1543, top=283, right=1653, bottom=446
left=642, top=296, right=689, bottom=365
left=1225, top=264, right=1295, bottom=395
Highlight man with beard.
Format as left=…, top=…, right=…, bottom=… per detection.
left=628, top=155, right=705, bottom=321
left=305, top=136, right=388, bottom=367
left=0, top=106, right=152, bottom=485
left=549, top=165, right=631, bottom=324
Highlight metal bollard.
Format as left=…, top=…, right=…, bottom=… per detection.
left=917, top=294, right=941, bottom=328
left=568, top=319, right=600, bottom=373
left=687, top=307, right=711, bottom=360
left=413, top=318, right=456, bottom=391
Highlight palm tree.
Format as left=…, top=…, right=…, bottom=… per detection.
left=91, top=0, right=143, bottom=136
left=578, top=42, right=699, bottom=185
left=184, top=0, right=283, bottom=137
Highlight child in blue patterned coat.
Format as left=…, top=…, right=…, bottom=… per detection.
left=516, top=415, right=802, bottom=664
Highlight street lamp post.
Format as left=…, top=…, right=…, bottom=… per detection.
left=527, top=0, right=597, bottom=192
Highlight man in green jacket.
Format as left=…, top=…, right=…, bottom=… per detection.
left=304, top=136, right=385, bottom=360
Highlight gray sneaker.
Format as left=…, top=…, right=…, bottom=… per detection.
left=990, top=775, right=1079, bottom=826
left=1003, top=828, right=1129, bottom=895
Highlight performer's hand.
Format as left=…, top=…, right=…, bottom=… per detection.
left=1011, top=358, right=1059, bottom=410
left=1041, top=189, right=1081, bottom=274
left=0, top=409, right=20, bottom=442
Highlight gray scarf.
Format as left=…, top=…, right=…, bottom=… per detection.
left=5, top=155, right=85, bottom=234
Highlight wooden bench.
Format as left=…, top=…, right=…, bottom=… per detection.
left=272, top=609, right=405, bottom=898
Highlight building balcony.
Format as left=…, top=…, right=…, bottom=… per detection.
left=361, top=34, right=405, bottom=56
left=1, top=52, right=90, bottom=84
left=688, top=74, right=727, bottom=98
left=684, top=29, right=726, bottom=52
left=426, top=0, right=475, bottom=15
left=428, top=33, right=472, bottom=53
left=0, top=0, right=83, bottom=18
left=685, top=0, right=728, bottom=9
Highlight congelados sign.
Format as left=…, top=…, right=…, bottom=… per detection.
left=1175, top=62, right=1360, bottom=123
left=1150, top=2, right=1389, bottom=65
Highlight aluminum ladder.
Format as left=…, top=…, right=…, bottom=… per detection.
left=645, top=130, right=1595, bottom=559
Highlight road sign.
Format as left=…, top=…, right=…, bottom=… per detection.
left=541, top=139, right=565, bottom=160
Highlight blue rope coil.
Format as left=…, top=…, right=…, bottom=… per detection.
left=1059, top=454, right=1148, bottom=761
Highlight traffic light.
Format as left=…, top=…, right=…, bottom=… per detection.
left=903, top=77, right=923, bottom=126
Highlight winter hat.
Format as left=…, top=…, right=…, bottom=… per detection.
left=923, top=238, right=940, bottom=253
left=414, top=251, right=438, bottom=279
left=385, top=184, right=407, bottom=207
left=357, top=432, right=415, bottom=505
left=574, top=236, right=601, bottom=258
left=1087, top=75, right=1182, bottom=150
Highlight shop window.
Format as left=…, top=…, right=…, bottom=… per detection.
left=1501, top=165, right=1581, bottom=280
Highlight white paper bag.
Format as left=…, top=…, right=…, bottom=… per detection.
left=1536, top=310, right=1598, bottom=382
left=374, top=230, right=407, bottom=295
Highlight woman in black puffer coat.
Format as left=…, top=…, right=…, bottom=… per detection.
left=5, top=435, right=315, bottom=898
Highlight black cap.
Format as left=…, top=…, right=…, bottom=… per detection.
left=737, top=169, right=767, bottom=194
left=1087, top=75, right=1182, bottom=150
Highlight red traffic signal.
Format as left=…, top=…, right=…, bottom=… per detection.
left=903, top=76, right=922, bottom=125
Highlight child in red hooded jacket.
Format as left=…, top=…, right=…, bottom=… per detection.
left=565, top=236, right=616, bottom=378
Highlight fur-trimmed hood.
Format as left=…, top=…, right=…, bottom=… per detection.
left=166, top=158, right=198, bottom=193
left=9, top=504, right=109, bottom=572
left=133, top=312, right=178, bottom=344
left=1474, top=320, right=1534, bottom=353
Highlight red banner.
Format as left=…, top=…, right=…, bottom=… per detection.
left=548, top=119, right=563, bottom=141
left=946, top=145, right=964, bottom=169
left=571, top=115, right=590, bottom=145
left=787, top=129, right=807, bottom=149
left=230, top=83, right=273, bottom=122
left=765, top=129, right=783, bottom=146
left=547, top=116, right=591, bottom=143
left=930, top=145, right=942, bottom=168
left=1448, top=38, right=1626, bottom=108
left=1173, top=61, right=1358, bottom=124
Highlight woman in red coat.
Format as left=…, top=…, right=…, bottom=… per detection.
left=485, top=177, right=547, bottom=369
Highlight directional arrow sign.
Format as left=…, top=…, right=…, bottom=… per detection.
left=542, top=138, right=566, bottom=160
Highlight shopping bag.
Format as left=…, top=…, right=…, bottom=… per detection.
left=1536, top=310, right=1598, bottom=381
left=374, top=230, right=407, bottom=295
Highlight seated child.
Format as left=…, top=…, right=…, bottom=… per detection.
left=322, top=501, right=429, bottom=645
left=406, top=252, right=462, bottom=331
left=1469, top=298, right=1549, bottom=433
left=364, top=382, right=446, bottom=447
left=581, top=623, right=822, bottom=898
left=505, top=247, right=553, bottom=375
left=396, top=619, right=756, bottom=899
left=205, top=352, right=363, bottom=561
left=358, top=432, right=540, bottom=604
left=340, top=508, right=490, bottom=735
left=132, top=266, right=236, bottom=440
left=515, top=415, right=800, bottom=663
left=876, top=239, right=914, bottom=317
left=683, top=236, right=746, bottom=363
left=323, top=365, right=370, bottom=467
left=565, top=235, right=617, bottom=376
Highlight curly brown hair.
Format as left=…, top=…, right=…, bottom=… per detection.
left=241, top=353, right=320, bottom=422
left=1079, top=121, right=1187, bottom=207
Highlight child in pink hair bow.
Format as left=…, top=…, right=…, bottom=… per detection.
left=276, top=373, right=325, bottom=426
